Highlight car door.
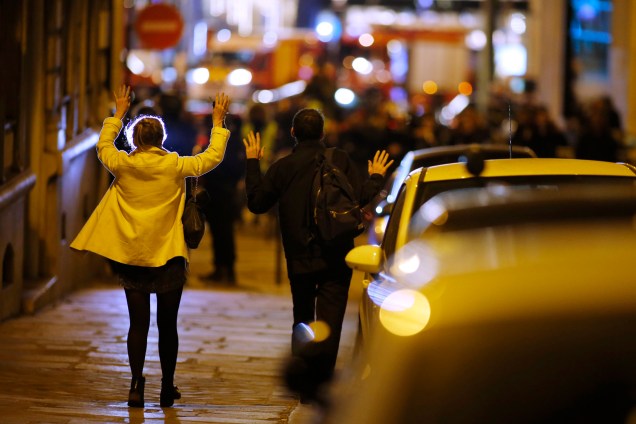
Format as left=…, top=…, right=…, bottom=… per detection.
left=359, top=179, right=413, bottom=344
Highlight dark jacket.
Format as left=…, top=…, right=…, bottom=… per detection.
left=245, top=140, right=384, bottom=276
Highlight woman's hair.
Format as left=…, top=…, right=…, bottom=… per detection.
left=292, top=108, right=324, bottom=142
left=125, top=115, right=167, bottom=150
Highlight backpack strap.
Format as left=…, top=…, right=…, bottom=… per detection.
left=324, top=147, right=335, bottom=163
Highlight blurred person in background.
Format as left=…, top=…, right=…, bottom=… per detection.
left=273, top=97, right=302, bottom=157
left=338, top=87, right=391, bottom=180
left=447, top=104, right=491, bottom=145
left=409, top=111, right=446, bottom=149
left=160, top=93, right=198, bottom=157
left=511, top=104, right=536, bottom=148
left=528, top=105, right=568, bottom=158
left=114, top=104, right=159, bottom=153
left=303, top=61, right=339, bottom=119
left=575, top=96, right=622, bottom=162
left=242, top=103, right=278, bottom=172
left=198, top=113, right=245, bottom=285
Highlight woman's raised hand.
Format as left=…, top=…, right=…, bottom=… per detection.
left=368, top=150, right=394, bottom=177
left=113, top=85, right=132, bottom=120
left=212, top=93, right=230, bottom=128
left=242, top=131, right=263, bottom=160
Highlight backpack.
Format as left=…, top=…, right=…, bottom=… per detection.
left=309, top=148, right=366, bottom=242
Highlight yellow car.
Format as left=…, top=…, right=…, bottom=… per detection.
left=330, top=184, right=636, bottom=423
left=367, top=144, right=536, bottom=244
left=348, top=158, right=636, bottom=349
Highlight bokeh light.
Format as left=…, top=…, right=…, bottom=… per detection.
left=335, top=88, right=356, bottom=106
left=465, top=29, right=487, bottom=51
left=216, top=28, right=231, bottom=43
left=309, top=321, right=331, bottom=342
left=458, top=81, right=473, bottom=96
left=227, top=68, right=252, bottom=86
left=126, top=52, right=145, bottom=75
left=189, top=67, right=210, bottom=85
left=359, top=33, right=375, bottom=47
left=510, top=13, right=527, bottom=34
left=352, top=57, right=373, bottom=75
left=422, top=80, right=438, bottom=95
left=379, top=289, right=431, bottom=336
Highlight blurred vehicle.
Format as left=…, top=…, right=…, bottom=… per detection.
left=367, top=144, right=536, bottom=244
left=349, top=158, right=636, bottom=348
left=327, top=184, right=636, bottom=424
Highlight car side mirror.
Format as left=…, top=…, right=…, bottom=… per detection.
left=346, top=245, right=383, bottom=274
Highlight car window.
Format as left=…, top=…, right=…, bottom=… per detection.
left=412, top=175, right=636, bottom=220
left=382, top=183, right=408, bottom=259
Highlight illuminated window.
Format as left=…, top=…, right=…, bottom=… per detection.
left=569, top=0, right=613, bottom=81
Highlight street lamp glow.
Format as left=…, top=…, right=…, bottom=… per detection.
left=510, top=13, right=527, bottom=34
left=315, top=11, right=341, bottom=43
left=126, top=53, right=145, bottom=75
left=190, top=67, right=210, bottom=85
left=422, top=80, right=438, bottom=95
left=256, top=90, right=275, bottom=103
left=227, top=68, right=252, bottom=86
left=193, top=22, right=208, bottom=56
left=316, top=22, right=334, bottom=42
left=216, top=28, right=231, bottom=43
left=334, top=88, right=355, bottom=106
left=316, top=22, right=334, bottom=37
left=465, top=29, right=487, bottom=51
left=162, top=67, right=177, bottom=83
left=263, top=31, right=278, bottom=48
left=359, top=33, right=375, bottom=47
left=352, top=57, right=373, bottom=75
left=387, top=39, right=404, bottom=56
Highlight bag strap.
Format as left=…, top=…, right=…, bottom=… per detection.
left=189, top=177, right=199, bottom=203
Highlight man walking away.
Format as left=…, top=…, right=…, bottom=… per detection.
left=242, top=108, right=393, bottom=403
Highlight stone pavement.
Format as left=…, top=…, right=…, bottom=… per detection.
left=0, top=218, right=361, bottom=423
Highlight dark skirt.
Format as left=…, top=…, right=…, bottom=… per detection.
left=109, top=257, right=188, bottom=294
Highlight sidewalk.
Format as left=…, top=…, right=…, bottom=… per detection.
left=0, top=218, right=359, bottom=424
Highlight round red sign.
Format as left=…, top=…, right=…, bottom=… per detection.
left=134, top=4, right=184, bottom=50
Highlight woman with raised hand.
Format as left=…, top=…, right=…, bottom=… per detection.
left=71, top=85, right=231, bottom=407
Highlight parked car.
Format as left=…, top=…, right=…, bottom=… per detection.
left=348, top=158, right=636, bottom=348
left=367, top=144, right=537, bottom=244
left=327, top=184, right=636, bottom=424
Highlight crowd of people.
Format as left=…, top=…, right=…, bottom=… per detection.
left=122, top=80, right=627, bottom=210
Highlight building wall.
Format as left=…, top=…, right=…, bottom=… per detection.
left=0, top=0, right=125, bottom=321
left=612, top=0, right=636, bottom=144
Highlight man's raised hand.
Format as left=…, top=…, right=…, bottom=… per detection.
left=368, top=150, right=394, bottom=177
left=243, top=131, right=263, bottom=160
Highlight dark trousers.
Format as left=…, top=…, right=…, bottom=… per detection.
left=202, top=183, right=237, bottom=270
left=289, top=268, right=352, bottom=384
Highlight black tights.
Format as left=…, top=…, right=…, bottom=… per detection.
left=125, top=287, right=183, bottom=385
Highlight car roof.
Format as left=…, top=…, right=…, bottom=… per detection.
left=407, top=143, right=536, bottom=162
left=416, top=158, right=636, bottom=183
left=389, top=145, right=537, bottom=200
